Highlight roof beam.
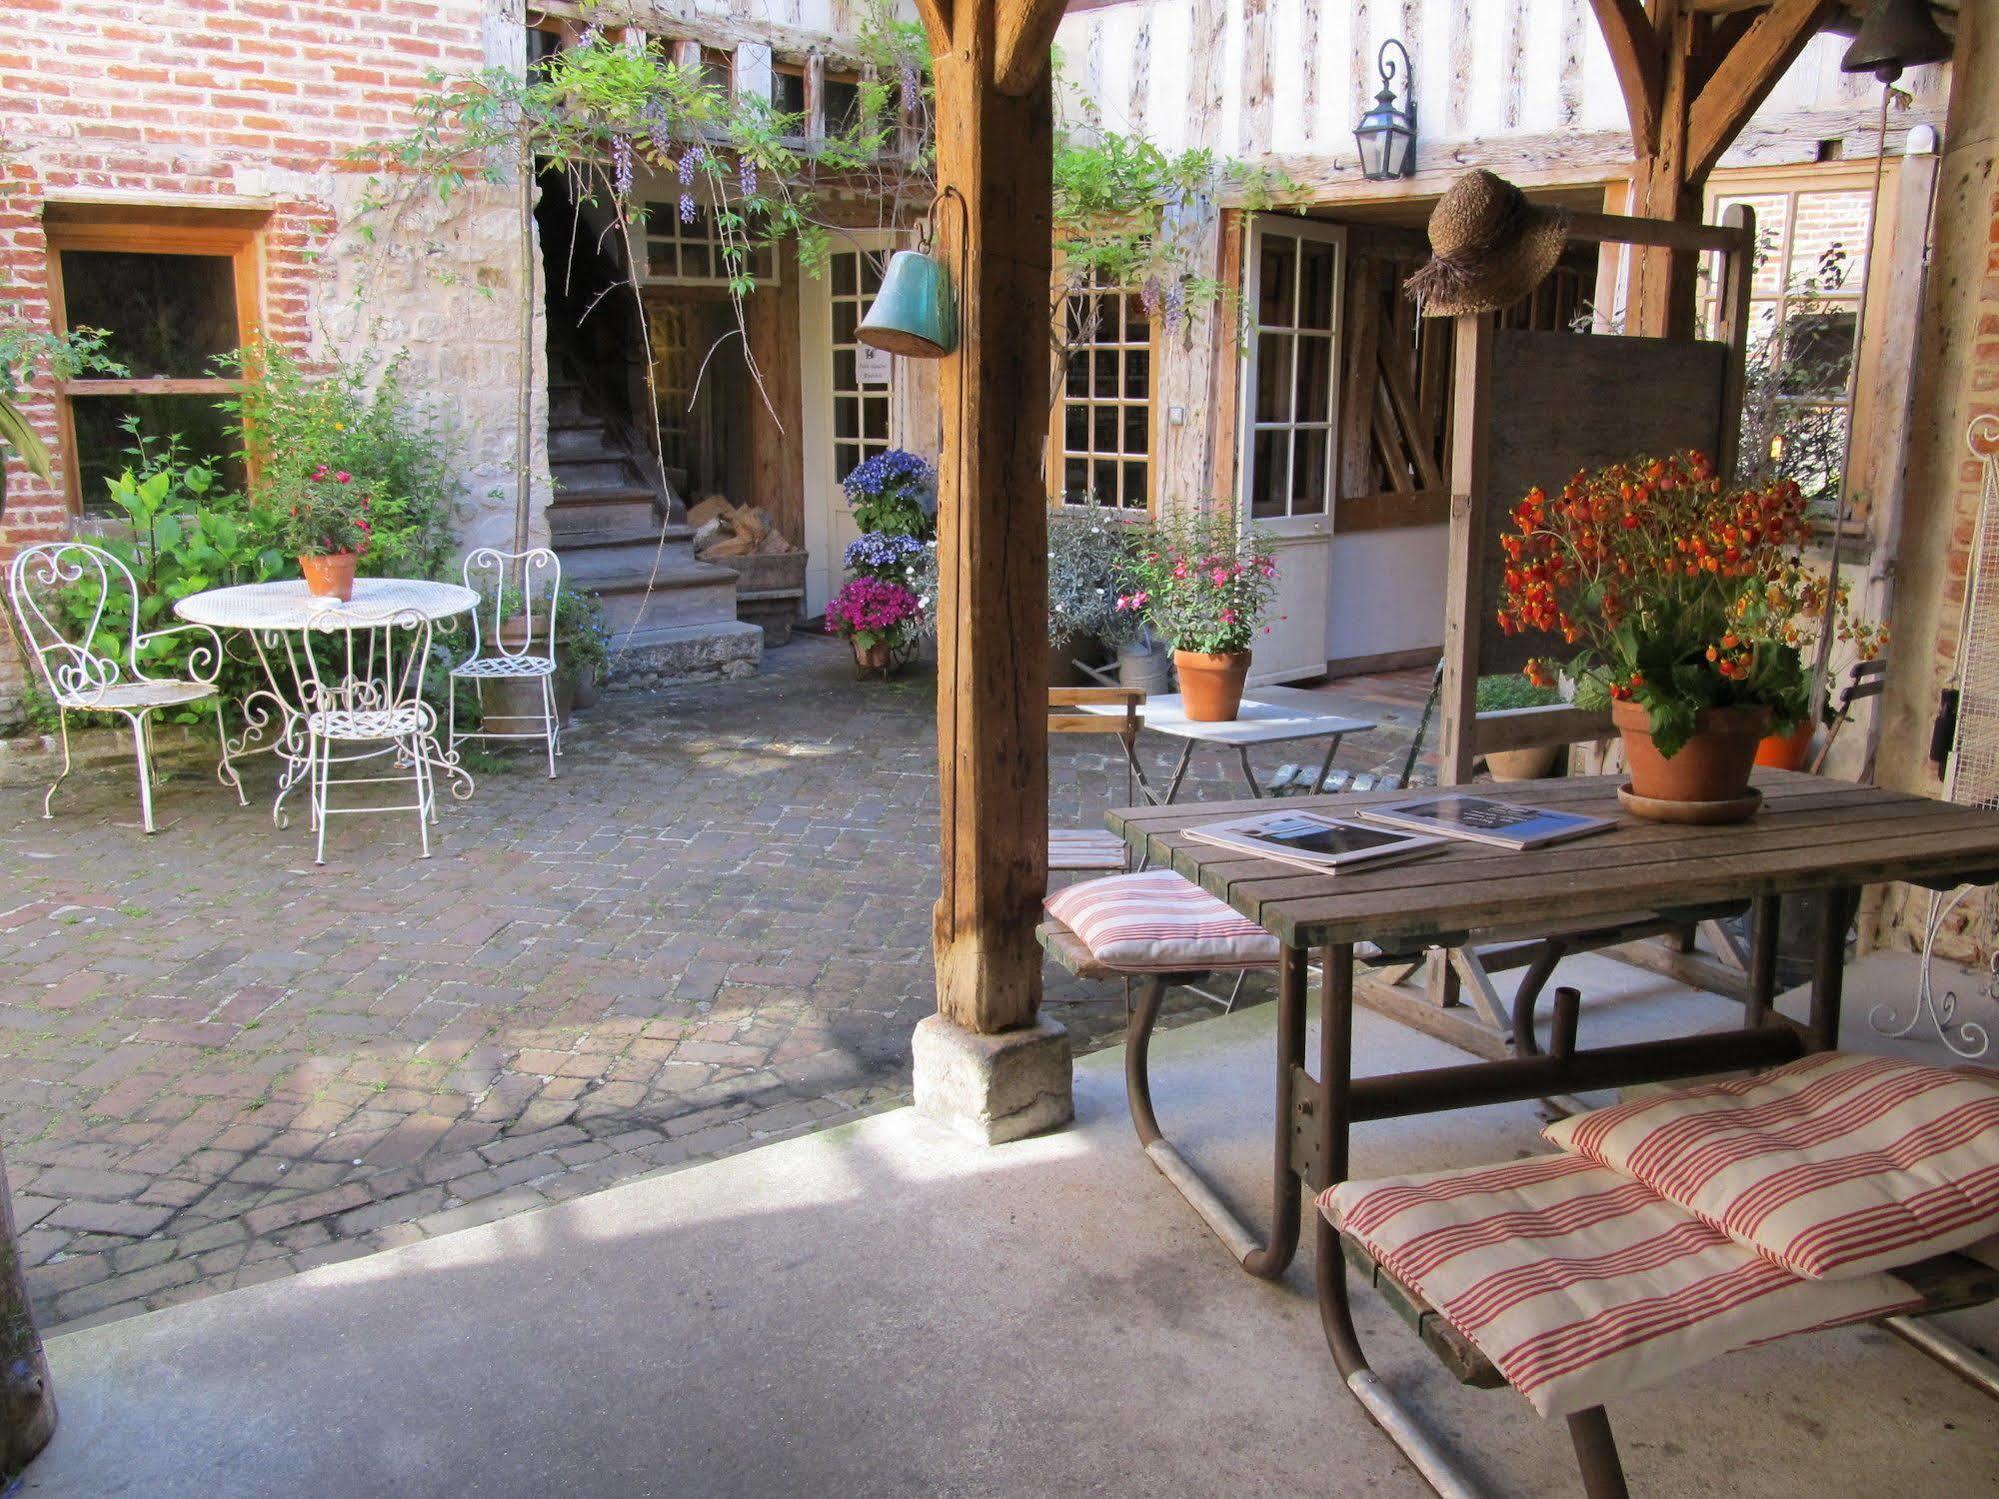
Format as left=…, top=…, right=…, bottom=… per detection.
left=1686, top=0, right=1835, bottom=180
left=1590, top=0, right=1665, bottom=155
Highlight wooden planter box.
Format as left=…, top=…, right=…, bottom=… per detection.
left=705, top=550, right=808, bottom=646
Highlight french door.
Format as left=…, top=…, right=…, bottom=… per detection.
left=1237, top=217, right=1344, bottom=683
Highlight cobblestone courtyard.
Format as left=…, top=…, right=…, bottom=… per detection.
left=1, top=636, right=1423, bottom=1332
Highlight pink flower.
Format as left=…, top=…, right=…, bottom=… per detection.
left=1210, top=567, right=1229, bottom=586
left=1221, top=609, right=1238, bottom=625
left=1171, top=562, right=1188, bottom=580
left=335, top=471, right=351, bottom=484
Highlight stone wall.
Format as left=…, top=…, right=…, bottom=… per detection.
left=0, top=0, right=548, bottom=730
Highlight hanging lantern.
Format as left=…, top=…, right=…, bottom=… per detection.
left=1353, top=38, right=1417, bottom=182
left=1840, top=0, right=1952, bottom=84
left=857, top=248, right=957, bottom=358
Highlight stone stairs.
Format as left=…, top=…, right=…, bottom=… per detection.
left=546, top=378, right=762, bottom=679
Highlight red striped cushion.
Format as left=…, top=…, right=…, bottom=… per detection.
left=1542, top=1052, right=1999, bottom=1280
left=1042, top=870, right=1280, bottom=972
left=1321, top=1158, right=1918, bottom=1418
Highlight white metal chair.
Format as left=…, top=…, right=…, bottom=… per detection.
left=300, top=606, right=470, bottom=864
left=5, top=540, right=246, bottom=833
left=450, top=546, right=562, bottom=778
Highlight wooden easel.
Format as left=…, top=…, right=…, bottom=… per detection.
left=1357, top=206, right=1759, bottom=1057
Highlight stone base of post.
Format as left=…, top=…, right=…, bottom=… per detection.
left=911, top=1013, right=1074, bottom=1145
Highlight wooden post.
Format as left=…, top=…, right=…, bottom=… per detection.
left=1, top=1150, right=56, bottom=1474
left=928, top=15, right=1057, bottom=1038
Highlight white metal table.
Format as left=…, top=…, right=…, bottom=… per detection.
left=176, top=578, right=478, bottom=824
left=1078, top=685, right=1377, bottom=803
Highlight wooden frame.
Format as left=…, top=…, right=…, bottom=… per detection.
left=43, top=213, right=264, bottom=515
left=1047, top=276, right=1158, bottom=513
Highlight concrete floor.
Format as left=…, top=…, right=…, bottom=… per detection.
left=22, top=952, right=1999, bottom=1499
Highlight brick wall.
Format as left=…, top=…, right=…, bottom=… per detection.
left=0, top=0, right=548, bottom=728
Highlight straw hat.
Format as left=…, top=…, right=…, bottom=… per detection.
left=1404, top=170, right=1570, bottom=317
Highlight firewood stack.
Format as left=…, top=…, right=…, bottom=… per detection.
left=688, top=496, right=798, bottom=560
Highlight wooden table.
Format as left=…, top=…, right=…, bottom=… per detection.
left=1076, top=684, right=1376, bottom=803
left=1106, top=770, right=1999, bottom=1496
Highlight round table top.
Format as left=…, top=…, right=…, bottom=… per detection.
left=175, top=578, right=479, bottom=631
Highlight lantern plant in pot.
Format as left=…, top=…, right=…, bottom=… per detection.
left=1501, top=451, right=1816, bottom=817
left=279, top=464, right=373, bottom=601
left=1122, top=502, right=1278, bottom=721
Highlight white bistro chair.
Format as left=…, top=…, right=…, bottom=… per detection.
left=5, top=540, right=246, bottom=832
left=301, top=606, right=470, bottom=864
left=450, top=547, right=562, bottom=778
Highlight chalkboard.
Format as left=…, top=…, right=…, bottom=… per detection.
left=1476, top=329, right=1731, bottom=676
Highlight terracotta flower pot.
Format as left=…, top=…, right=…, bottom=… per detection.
left=1174, top=648, right=1251, bottom=722
left=852, top=637, right=894, bottom=676
left=1485, top=744, right=1563, bottom=782
left=299, top=552, right=358, bottom=602
left=1613, top=698, right=1772, bottom=808
left=1754, top=720, right=1815, bottom=771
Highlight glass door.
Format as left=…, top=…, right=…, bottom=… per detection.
left=1238, top=217, right=1343, bottom=683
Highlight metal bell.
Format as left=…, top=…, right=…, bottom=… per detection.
left=1841, top=0, right=1952, bottom=83
left=856, top=249, right=957, bottom=359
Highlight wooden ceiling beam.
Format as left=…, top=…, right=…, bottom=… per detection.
left=1686, top=0, right=1835, bottom=180
left=993, top=0, right=1072, bottom=95
left=1590, top=0, right=1665, bottom=155
left=911, top=0, right=953, bottom=62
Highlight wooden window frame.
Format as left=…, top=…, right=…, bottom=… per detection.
left=827, top=243, right=894, bottom=484
left=1048, top=277, right=1157, bottom=514
left=43, top=214, right=264, bottom=515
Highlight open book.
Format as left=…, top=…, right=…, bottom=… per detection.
left=1357, top=794, right=1614, bottom=851
left=1184, top=809, right=1444, bottom=875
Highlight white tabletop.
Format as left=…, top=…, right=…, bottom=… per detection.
left=175, top=578, right=479, bottom=631
left=1079, top=685, right=1376, bottom=745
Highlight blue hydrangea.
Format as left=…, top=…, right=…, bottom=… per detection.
left=845, top=532, right=928, bottom=572
left=841, top=448, right=935, bottom=506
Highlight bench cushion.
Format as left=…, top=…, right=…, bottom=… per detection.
left=1320, top=1154, right=1918, bottom=1418
left=1543, top=1052, right=1999, bottom=1280
left=1042, top=870, right=1280, bottom=972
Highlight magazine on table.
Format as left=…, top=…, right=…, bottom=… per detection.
left=1356, top=794, right=1614, bottom=851
left=1183, top=809, right=1445, bottom=875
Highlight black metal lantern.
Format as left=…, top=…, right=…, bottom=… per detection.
left=1354, top=38, right=1417, bottom=181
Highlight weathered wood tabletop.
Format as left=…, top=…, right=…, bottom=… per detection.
left=1108, top=771, right=1999, bottom=951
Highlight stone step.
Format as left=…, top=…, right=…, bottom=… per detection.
left=561, top=544, right=740, bottom=636
left=551, top=457, right=641, bottom=490
left=549, top=424, right=625, bottom=460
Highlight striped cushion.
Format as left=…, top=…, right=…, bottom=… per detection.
left=1042, top=870, right=1280, bottom=972
left=1543, top=1052, right=1999, bottom=1281
left=1321, top=1155, right=1919, bottom=1418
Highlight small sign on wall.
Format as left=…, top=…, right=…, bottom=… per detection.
left=856, top=342, right=893, bottom=386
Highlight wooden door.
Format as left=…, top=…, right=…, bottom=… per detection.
left=1238, top=217, right=1343, bottom=684
left=801, top=233, right=901, bottom=615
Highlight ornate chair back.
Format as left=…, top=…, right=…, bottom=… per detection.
left=460, top=547, right=561, bottom=664
left=301, top=607, right=436, bottom=731
left=5, top=541, right=144, bottom=706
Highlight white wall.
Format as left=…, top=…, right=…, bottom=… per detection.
left=1325, top=522, right=1448, bottom=666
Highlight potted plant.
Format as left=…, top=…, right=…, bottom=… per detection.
left=1048, top=501, right=1140, bottom=688
left=1746, top=564, right=1888, bottom=770
left=1501, top=451, right=1816, bottom=817
left=1476, top=672, right=1566, bottom=781
left=825, top=575, right=925, bottom=677
left=1122, top=502, right=1277, bottom=721
left=553, top=589, right=611, bottom=714
left=842, top=448, right=936, bottom=540
left=279, top=464, right=373, bottom=600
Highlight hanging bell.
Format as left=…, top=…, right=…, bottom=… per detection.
left=1841, top=0, right=1952, bottom=83
left=857, top=248, right=957, bottom=359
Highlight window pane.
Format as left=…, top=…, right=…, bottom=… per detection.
left=1093, top=405, right=1118, bottom=453
left=1122, top=403, right=1149, bottom=457
left=70, top=393, right=243, bottom=514
left=1292, top=430, right=1329, bottom=514
left=862, top=397, right=889, bottom=440
left=834, top=349, right=857, bottom=391
left=860, top=253, right=885, bottom=296
left=837, top=442, right=861, bottom=479
left=1124, top=294, right=1149, bottom=342
left=1093, top=351, right=1118, bottom=399
left=1255, top=335, right=1293, bottom=423
left=1258, top=236, right=1296, bottom=326
left=1093, top=460, right=1117, bottom=502
left=1299, top=242, right=1336, bottom=331
left=1065, top=404, right=1088, bottom=453
left=1124, top=347, right=1150, bottom=400
left=60, top=250, right=240, bottom=378
left=832, top=300, right=858, bottom=344
left=835, top=396, right=859, bottom=438
left=680, top=241, right=711, bottom=280
left=832, top=253, right=857, bottom=297
left=1064, top=458, right=1089, bottom=498
left=1779, top=309, right=1855, bottom=397
left=1065, top=354, right=1089, bottom=397
left=1295, top=337, right=1334, bottom=422
left=771, top=68, right=806, bottom=119
left=1121, top=462, right=1147, bottom=509
left=825, top=79, right=862, bottom=135
left=1250, top=429, right=1289, bottom=518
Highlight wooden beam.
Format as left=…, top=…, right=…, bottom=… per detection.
left=911, top=0, right=953, bottom=60
left=1687, top=0, right=1836, bottom=181
left=1589, top=0, right=1664, bottom=155
left=993, top=0, right=1071, bottom=96
left=1627, top=0, right=1698, bottom=337
left=1437, top=311, right=1492, bottom=788
left=930, top=12, right=1056, bottom=1035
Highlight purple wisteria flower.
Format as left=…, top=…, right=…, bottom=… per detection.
left=679, top=193, right=696, bottom=224
left=678, top=145, right=703, bottom=185
left=610, top=133, right=634, bottom=198
left=738, top=155, right=758, bottom=197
